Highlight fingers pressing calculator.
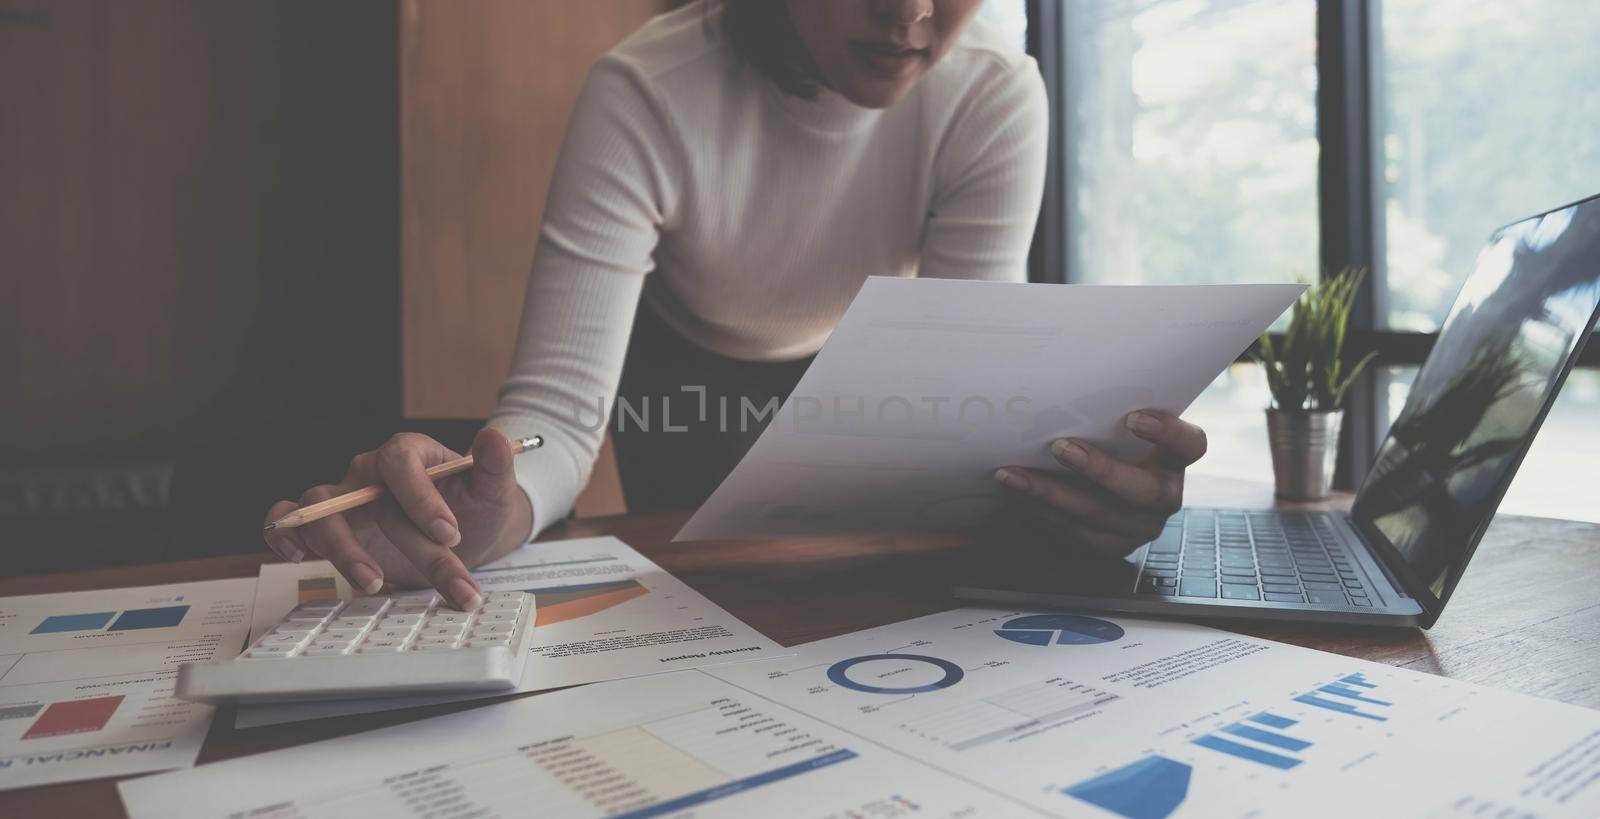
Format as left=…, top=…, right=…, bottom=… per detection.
left=176, top=590, right=536, bottom=704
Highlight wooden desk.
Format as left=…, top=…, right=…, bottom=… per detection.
left=6, top=477, right=1599, bottom=817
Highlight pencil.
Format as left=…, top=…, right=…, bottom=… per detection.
left=262, top=435, right=542, bottom=531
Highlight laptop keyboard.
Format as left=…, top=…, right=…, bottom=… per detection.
left=1135, top=510, right=1372, bottom=607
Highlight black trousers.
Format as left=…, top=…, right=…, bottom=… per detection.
left=611, top=306, right=814, bottom=514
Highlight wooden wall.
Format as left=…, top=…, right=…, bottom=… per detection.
left=398, top=0, right=664, bottom=514
left=398, top=0, right=663, bottom=419
left=1, top=0, right=400, bottom=461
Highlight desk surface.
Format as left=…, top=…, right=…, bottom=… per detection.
left=7, top=477, right=1600, bottom=817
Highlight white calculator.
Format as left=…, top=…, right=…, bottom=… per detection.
left=176, top=590, right=536, bottom=704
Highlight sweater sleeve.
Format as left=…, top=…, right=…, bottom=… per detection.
left=488, top=56, right=680, bottom=539
left=918, top=59, right=1049, bottom=283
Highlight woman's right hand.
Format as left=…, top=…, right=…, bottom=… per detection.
left=262, top=428, right=534, bottom=611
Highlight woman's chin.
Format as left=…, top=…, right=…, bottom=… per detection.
left=833, top=74, right=921, bottom=109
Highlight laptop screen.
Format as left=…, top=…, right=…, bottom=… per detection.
left=1351, top=195, right=1600, bottom=610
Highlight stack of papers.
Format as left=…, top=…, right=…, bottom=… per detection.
left=0, top=579, right=254, bottom=790
left=120, top=608, right=1600, bottom=818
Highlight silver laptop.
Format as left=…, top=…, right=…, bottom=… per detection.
left=955, top=193, right=1600, bottom=628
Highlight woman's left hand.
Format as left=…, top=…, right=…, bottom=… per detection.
left=994, top=409, right=1207, bottom=557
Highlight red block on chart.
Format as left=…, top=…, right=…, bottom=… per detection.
left=22, top=695, right=124, bottom=740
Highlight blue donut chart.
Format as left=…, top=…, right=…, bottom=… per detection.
left=826, top=654, right=965, bottom=694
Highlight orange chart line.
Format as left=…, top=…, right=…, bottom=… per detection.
left=534, top=585, right=650, bottom=627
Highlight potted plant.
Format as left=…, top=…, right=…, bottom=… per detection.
left=1255, top=270, right=1376, bottom=499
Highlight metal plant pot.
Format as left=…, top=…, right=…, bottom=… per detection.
left=1265, top=409, right=1343, bottom=500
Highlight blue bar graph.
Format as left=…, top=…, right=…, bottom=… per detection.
left=1318, top=682, right=1392, bottom=705
left=1247, top=712, right=1296, bottom=729
left=1192, top=734, right=1302, bottom=769
left=1294, top=673, right=1392, bottom=721
left=1064, top=756, right=1192, bottom=819
left=1220, top=723, right=1312, bottom=751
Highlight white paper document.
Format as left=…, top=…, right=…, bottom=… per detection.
left=121, top=669, right=1020, bottom=819
left=0, top=578, right=254, bottom=790
left=678, top=278, right=1305, bottom=540
left=704, top=608, right=1600, bottom=818
left=235, top=536, right=784, bottom=728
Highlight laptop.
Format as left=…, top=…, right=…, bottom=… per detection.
left=955, top=193, right=1600, bottom=628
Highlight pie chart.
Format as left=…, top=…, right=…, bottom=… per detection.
left=994, top=614, right=1124, bottom=646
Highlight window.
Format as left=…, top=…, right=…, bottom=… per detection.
left=1030, top=0, right=1600, bottom=512
left=1380, top=0, right=1600, bottom=331
left=1047, top=0, right=1318, bottom=480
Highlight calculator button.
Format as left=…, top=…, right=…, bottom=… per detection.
left=379, top=614, right=422, bottom=627
left=319, top=627, right=365, bottom=641
left=272, top=622, right=318, bottom=635
left=357, top=641, right=407, bottom=653
left=330, top=616, right=376, bottom=629
left=388, top=604, right=431, bottom=615
left=296, top=600, right=343, bottom=611
left=477, top=610, right=518, bottom=624
left=471, top=622, right=515, bottom=636
left=302, top=644, right=352, bottom=656
left=341, top=599, right=390, bottom=616
left=426, top=612, right=472, bottom=626
left=286, top=610, right=335, bottom=623
left=243, top=646, right=297, bottom=659
left=487, top=592, right=524, bottom=603
left=482, top=602, right=520, bottom=615
left=368, top=628, right=416, bottom=641
left=413, top=642, right=460, bottom=651
left=390, top=591, right=440, bottom=607
left=467, top=636, right=512, bottom=647
left=259, top=633, right=309, bottom=646
left=420, top=626, right=466, bottom=639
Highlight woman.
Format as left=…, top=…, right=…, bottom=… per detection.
left=263, top=0, right=1207, bottom=611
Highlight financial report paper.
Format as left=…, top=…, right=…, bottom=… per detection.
left=122, top=607, right=1600, bottom=818
left=677, top=278, right=1306, bottom=540
left=235, top=536, right=784, bottom=728
left=120, top=669, right=1019, bottom=819
left=0, top=578, right=254, bottom=790
left=705, top=608, right=1600, bottom=818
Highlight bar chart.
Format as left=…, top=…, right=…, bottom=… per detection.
left=29, top=605, right=190, bottom=636
left=1293, top=672, right=1392, bottom=721
left=20, top=695, right=125, bottom=741
left=1191, top=712, right=1313, bottom=770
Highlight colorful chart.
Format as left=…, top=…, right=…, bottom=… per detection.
left=109, top=605, right=189, bottom=631
left=298, top=576, right=339, bottom=603
left=526, top=579, right=649, bottom=626
left=0, top=703, right=45, bottom=721
left=1191, top=712, right=1311, bottom=770
left=31, top=611, right=117, bottom=635
left=1065, top=755, right=1191, bottom=819
left=994, top=614, right=1125, bottom=646
left=1293, top=672, right=1391, bottom=721
left=30, top=605, right=190, bottom=635
left=826, top=654, right=965, bottom=695
left=22, top=695, right=125, bottom=740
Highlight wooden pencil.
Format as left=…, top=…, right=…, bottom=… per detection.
left=262, top=435, right=542, bottom=531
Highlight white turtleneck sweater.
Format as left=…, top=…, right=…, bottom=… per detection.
left=489, top=3, right=1047, bottom=537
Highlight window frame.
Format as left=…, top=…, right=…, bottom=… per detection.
left=1024, top=0, right=1600, bottom=490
